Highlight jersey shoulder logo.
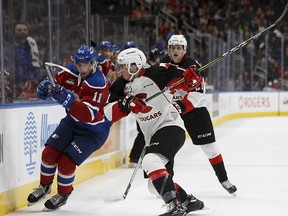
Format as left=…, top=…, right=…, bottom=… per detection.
left=65, top=78, right=75, bottom=85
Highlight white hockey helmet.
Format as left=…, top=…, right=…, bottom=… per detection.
left=117, top=48, right=146, bottom=80
left=168, top=34, right=187, bottom=52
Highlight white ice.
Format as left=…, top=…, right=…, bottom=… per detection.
left=6, top=116, right=288, bottom=216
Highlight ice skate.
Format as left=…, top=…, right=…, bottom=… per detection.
left=221, top=180, right=237, bottom=196
left=159, top=199, right=187, bottom=216
left=27, top=184, right=51, bottom=206
left=182, top=194, right=204, bottom=213
left=43, top=193, right=70, bottom=211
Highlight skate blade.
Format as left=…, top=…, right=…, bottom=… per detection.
left=42, top=206, right=61, bottom=212
left=27, top=202, right=37, bottom=207
left=201, top=206, right=210, bottom=210
left=27, top=196, right=47, bottom=207
left=230, top=192, right=237, bottom=197
left=187, top=206, right=210, bottom=215
left=103, top=196, right=125, bottom=203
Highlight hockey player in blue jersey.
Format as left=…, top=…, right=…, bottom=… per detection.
left=27, top=45, right=112, bottom=211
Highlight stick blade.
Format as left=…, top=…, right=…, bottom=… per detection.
left=44, top=62, right=73, bottom=86
left=103, top=195, right=125, bottom=203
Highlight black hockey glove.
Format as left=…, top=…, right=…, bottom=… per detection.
left=172, top=100, right=186, bottom=114
left=118, top=95, right=147, bottom=114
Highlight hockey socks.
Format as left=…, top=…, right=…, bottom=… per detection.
left=209, top=154, right=228, bottom=183
left=148, top=169, right=177, bottom=203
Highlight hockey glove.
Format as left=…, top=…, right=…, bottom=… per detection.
left=51, top=84, right=75, bottom=109
left=172, top=100, right=186, bottom=114
left=37, top=80, right=53, bottom=100
left=118, top=95, right=147, bottom=114
left=182, top=67, right=202, bottom=90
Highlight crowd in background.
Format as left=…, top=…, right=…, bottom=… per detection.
left=1, top=0, right=288, bottom=103
left=125, top=0, right=288, bottom=91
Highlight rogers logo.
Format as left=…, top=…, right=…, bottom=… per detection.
left=239, top=96, right=270, bottom=109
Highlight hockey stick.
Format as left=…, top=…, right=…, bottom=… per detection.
left=44, top=62, right=57, bottom=87
left=144, top=63, right=186, bottom=102
left=104, top=145, right=148, bottom=202
left=122, top=145, right=147, bottom=199
left=44, top=62, right=73, bottom=87
left=145, top=3, right=288, bottom=102
left=44, top=62, right=74, bottom=93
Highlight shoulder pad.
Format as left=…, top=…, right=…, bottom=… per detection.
left=159, top=63, right=170, bottom=68
left=64, top=63, right=79, bottom=77
left=182, top=57, right=201, bottom=69
left=84, top=69, right=107, bottom=89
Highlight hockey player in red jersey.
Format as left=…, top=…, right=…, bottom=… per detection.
left=105, top=48, right=204, bottom=216
left=27, top=45, right=112, bottom=211
left=106, top=43, right=121, bottom=84
left=97, top=40, right=114, bottom=78
left=163, top=34, right=237, bottom=196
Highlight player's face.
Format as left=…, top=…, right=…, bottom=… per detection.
left=169, top=45, right=185, bottom=63
left=111, top=52, right=119, bottom=64
left=101, top=48, right=112, bottom=59
left=76, top=62, right=94, bottom=79
left=118, top=64, right=138, bottom=81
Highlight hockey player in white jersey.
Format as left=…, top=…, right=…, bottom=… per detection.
left=105, top=48, right=204, bottom=216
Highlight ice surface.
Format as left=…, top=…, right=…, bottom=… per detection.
left=6, top=117, right=288, bottom=216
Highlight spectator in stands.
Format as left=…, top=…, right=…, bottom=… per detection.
left=42, top=34, right=69, bottom=66
left=5, top=22, right=41, bottom=99
left=130, top=5, right=149, bottom=27
left=155, top=34, right=166, bottom=52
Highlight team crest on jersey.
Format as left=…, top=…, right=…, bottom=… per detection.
left=65, top=78, right=75, bottom=85
left=159, top=62, right=170, bottom=69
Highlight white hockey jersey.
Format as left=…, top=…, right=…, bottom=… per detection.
left=104, top=63, right=190, bottom=144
